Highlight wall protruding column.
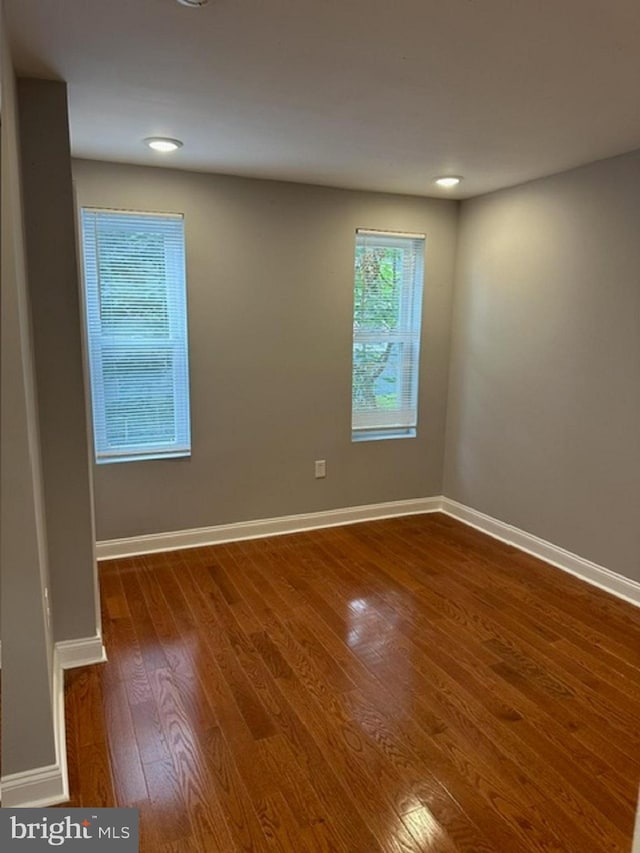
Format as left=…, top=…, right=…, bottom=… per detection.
left=18, top=78, right=102, bottom=653
left=1, top=6, right=57, bottom=785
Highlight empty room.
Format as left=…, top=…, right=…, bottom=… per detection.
left=1, top=0, right=639, bottom=851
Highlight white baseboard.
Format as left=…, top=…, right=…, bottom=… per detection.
left=633, top=792, right=640, bottom=853
left=441, top=498, right=640, bottom=608
left=1, top=497, right=635, bottom=811
left=56, top=633, right=107, bottom=669
left=96, top=494, right=639, bottom=608
left=632, top=791, right=640, bottom=853
left=0, top=638, right=105, bottom=807
left=96, top=497, right=442, bottom=560
left=1, top=650, right=69, bottom=808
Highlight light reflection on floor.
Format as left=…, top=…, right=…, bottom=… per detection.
left=347, top=596, right=399, bottom=654
left=346, top=594, right=414, bottom=731
left=401, top=803, right=443, bottom=848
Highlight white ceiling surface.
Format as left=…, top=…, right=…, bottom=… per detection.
left=7, top=0, right=640, bottom=198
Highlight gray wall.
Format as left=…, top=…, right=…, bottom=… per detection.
left=1, top=15, right=56, bottom=776
left=18, top=79, right=99, bottom=643
left=72, top=160, right=459, bottom=541
left=445, top=151, right=640, bottom=582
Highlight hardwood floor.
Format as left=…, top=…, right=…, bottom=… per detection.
left=63, top=513, right=640, bottom=851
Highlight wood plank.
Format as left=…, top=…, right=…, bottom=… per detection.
left=57, top=514, right=640, bottom=852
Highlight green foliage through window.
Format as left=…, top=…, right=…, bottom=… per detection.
left=351, top=231, right=425, bottom=440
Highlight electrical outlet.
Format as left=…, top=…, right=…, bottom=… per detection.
left=314, top=459, right=326, bottom=479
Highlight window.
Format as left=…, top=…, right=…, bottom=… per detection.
left=80, top=208, right=191, bottom=463
left=352, top=229, right=425, bottom=441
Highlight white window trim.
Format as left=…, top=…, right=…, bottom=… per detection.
left=81, top=207, right=191, bottom=463
left=351, top=228, right=425, bottom=442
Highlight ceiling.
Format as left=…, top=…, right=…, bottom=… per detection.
left=6, top=0, right=640, bottom=199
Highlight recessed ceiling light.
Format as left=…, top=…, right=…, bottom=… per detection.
left=176, top=0, right=209, bottom=6
left=434, top=176, right=463, bottom=188
left=144, top=137, right=184, bottom=153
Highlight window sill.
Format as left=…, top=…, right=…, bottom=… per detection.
left=96, top=449, right=191, bottom=465
left=352, top=428, right=416, bottom=443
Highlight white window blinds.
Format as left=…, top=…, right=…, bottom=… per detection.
left=81, top=208, right=191, bottom=463
left=352, top=229, right=425, bottom=440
